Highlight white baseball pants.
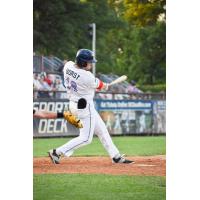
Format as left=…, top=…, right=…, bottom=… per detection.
left=56, top=101, right=120, bottom=158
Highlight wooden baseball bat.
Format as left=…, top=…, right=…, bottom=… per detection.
left=108, top=75, right=127, bottom=86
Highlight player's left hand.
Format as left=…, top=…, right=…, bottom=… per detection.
left=63, top=111, right=83, bottom=128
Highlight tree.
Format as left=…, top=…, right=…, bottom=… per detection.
left=33, top=0, right=122, bottom=61
left=34, top=0, right=93, bottom=58
left=104, top=22, right=166, bottom=84
left=108, top=0, right=166, bottom=26
left=105, top=0, right=166, bottom=84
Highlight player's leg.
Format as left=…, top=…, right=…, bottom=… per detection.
left=58, top=116, right=94, bottom=153
left=94, top=110, right=119, bottom=158
left=94, top=110, right=134, bottom=163
left=48, top=103, right=95, bottom=164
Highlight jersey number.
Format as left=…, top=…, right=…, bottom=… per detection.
left=66, top=77, right=78, bottom=92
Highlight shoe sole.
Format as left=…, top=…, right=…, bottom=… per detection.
left=112, top=160, right=135, bottom=164
left=124, top=161, right=135, bottom=164
left=48, top=152, right=57, bottom=164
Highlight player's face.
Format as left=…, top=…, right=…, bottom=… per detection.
left=85, top=62, right=93, bottom=71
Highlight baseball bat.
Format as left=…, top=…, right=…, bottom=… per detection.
left=108, top=75, right=127, bottom=86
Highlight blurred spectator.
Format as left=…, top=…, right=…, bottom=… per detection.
left=54, top=78, right=68, bottom=99
left=99, top=93, right=112, bottom=100
left=39, top=75, right=51, bottom=90
left=127, top=80, right=143, bottom=94
left=33, top=73, right=42, bottom=99
left=44, top=74, right=53, bottom=86
left=40, top=72, right=53, bottom=86
left=105, top=93, right=113, bottom=99
left=112, top=87, right=124, bottom=100
left=33, top=73, right=41, bottom=90
left=37, top=75, right=52, bottom=98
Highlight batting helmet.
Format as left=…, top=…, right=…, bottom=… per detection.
left=75, top=49, right=97, bottom=68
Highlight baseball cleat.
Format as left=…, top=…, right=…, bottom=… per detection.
left=48, top=149, right=61, bottom=164
left=112, top=154, right=134, bottom=164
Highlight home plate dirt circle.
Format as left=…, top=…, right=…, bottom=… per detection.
left=34, top=155, right=165, bottom=176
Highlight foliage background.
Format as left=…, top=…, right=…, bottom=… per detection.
left=33, top=0, right=166, bottom=86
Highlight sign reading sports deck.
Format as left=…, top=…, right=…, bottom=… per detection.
left=33, top=100, right=79, bottom=137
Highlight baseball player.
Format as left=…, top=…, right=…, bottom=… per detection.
left=48, top=49, right=133, bottom=164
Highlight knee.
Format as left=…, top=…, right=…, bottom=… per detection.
left=84, top=137, right=93, bottom=145
left=79, top=135, right=92, bottom=145
left=86, top=137, right=93, bottom=145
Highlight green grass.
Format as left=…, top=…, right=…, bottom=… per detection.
left=34, top=137, right=166, bottom=199
left=33, top=136, right=166, bottom=157
left=34, top=174, right=165, bottom=200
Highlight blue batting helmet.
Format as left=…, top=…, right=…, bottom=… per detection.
left=75, top=49, right=97, bottom=68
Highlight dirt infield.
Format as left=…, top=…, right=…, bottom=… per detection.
left=33, top=155, right=165, bottom=176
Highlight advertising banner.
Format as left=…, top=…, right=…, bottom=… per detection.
left=152, top=100, right=166, bottom=134
left=95, top=100, right=153, bottom=135
left=33, top=99, right=165, bottom=137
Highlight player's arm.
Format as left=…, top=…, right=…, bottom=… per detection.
left=95, top=78, right=109, bottom=90
left=33, top=109, right=83, bottom=128
left=33, top=109, right=57, bottom=119
left=87, top=73, right=108, bottom=90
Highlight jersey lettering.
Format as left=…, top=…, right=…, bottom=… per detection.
left=66, top=69, right=80, bottom=80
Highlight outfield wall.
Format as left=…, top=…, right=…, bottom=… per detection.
left=33, top=99, right=165, bottom=137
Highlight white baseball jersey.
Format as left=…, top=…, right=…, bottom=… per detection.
left=63, top=61, right=102, bottom=102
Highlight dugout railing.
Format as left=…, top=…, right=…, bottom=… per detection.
left=33, top=90, right=166, bottom=101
